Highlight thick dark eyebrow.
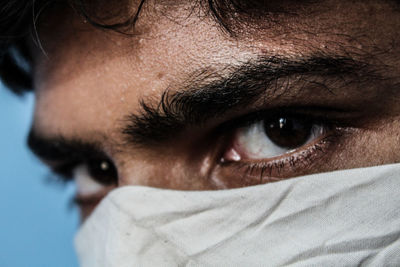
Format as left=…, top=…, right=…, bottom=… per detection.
left=27, top=131, right=105, bottom=162
left=122, top=55, right=382, bottom=146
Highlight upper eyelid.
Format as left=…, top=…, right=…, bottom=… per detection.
left=214, top=106, right=350, bottom=135
left=51, top=160, right=82, bottom=178
left=122, top=55, right=380, bottom=147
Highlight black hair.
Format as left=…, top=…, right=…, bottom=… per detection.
left=0, top=0, right=36, bottom=94
left=0, top=0, right=311, bottom=94
left=0, top=0, right=148, bottom=95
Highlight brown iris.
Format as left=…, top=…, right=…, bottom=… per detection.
left=263, top=117, right=312, bottom=149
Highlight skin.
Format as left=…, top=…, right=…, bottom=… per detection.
left=30, top=0, right=400, bottom=218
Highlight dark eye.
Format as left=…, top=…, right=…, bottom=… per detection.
left=86, top=158, right=118, bottom=186
left=223, top=115, right=326, bottom=161
left=71, top=158, right=118, bottom=196
left=264, top=117, right=312, bottom=149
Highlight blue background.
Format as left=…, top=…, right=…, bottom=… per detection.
left=0, top=84, right=79, bottom=267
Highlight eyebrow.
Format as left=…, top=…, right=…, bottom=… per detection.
left=122, top=55, right=382, bottom=146
left=27, top=131, right=105, bottom=162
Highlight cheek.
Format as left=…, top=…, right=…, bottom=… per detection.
left=318, top=120, right=400, bottom=171
left=369, top=118, right=400, bottom=163
left=79, top=201, right=100, bottom=223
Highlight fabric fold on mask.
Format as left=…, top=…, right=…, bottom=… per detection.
left=75, top=164, right=400, bottom=267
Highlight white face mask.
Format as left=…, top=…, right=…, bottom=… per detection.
left=75, top=164, right=400, bottom=267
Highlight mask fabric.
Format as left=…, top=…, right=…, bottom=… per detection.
left=75, top=164, right=400, bottom=267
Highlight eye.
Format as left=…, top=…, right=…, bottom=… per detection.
left=224, top=116, right=326, bottom=161
left=214, top=112, right=340, bottom=184
left=55, top=158, right=118, bottom=197
left=75, top=158, right=118, bottom=197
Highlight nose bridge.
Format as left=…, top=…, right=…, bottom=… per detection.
left=115, top=152, right=178, bottom=188
left=114, top=151, right=212, bottom=190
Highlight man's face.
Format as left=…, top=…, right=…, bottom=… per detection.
left=29, top=0, right=400, bottom=218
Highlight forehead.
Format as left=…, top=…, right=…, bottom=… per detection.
left=32, top=0, right=400, bottom=140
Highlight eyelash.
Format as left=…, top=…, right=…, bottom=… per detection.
left=224, top=134, right=339, bottom=181
left=49, top=107, right=349, bottom=188
left=51, top=161, right=80, bottom=182
left=215, top=107, right=347, bottom=182
left=50, top=158, right=117, bottom=185
left=217, top=106, right=350, bottom=130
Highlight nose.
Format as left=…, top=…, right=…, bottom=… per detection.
left=115, top=152, right=215, bottom=191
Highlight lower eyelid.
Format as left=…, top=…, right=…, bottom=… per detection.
left=74, top=192, right=108, bottom=220
left=213, top=132, right=341, bottom=187
left=240, top=129, right=333, bottom=163
left=224, top=120, right=331, bottom=164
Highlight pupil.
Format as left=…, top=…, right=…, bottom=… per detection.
left=87, top=159, right=118, bottom=185
left=264, top=117, right=312, bottom=149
